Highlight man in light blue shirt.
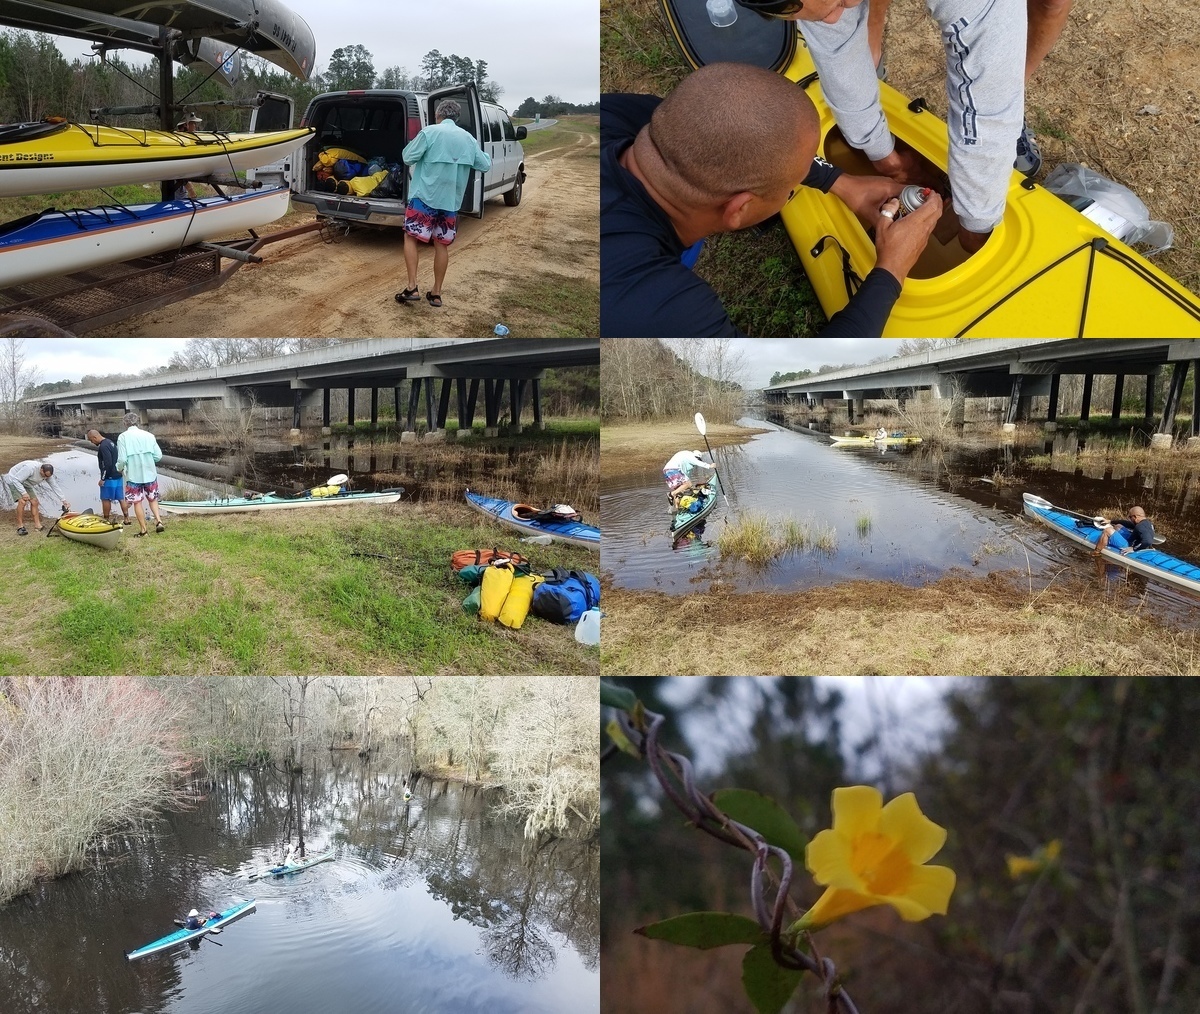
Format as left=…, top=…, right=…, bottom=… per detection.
left=116, top=411, right=166, bottom=536
left=395, top=99, right=491, bottom=309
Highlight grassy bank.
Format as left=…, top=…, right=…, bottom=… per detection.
left=600, top=574, right=1200, bottom=676
left=0, top=502, right=598, bottom=676
left=600, top=419, right=768, bottom=473
left=518, top=115, right=599, bottom=157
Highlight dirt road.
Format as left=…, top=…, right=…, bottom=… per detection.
left=100, top=126, right=599, bottom=338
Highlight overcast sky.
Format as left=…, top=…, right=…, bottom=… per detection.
left=47, top=0, right=598, bottom=106
left=24, top=340, right=191, bottom=383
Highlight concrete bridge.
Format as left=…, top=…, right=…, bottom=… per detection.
left=28, top=337, right=599, bottom=439
left=764, top=338, right=1200, bottom=437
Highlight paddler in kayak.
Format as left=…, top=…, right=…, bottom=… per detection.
left=1094, top=506, right=1155, bottom=557
left=735, top=0, right=1026, bottom=254
left=663, top=449, right=715, bottom=510
left=601, top=62, right=941, bottom=340
left=184, top=909, right=207, bottom=930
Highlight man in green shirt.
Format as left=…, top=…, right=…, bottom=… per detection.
left=116, top=412, right=166, bottom=537
left=395, top=99, right=492, bottom=309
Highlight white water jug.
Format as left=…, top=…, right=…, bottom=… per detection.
left=575, top=608, right=601, bottom=646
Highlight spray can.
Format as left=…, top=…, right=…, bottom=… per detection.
left=896, top=186, right=934, bottom=217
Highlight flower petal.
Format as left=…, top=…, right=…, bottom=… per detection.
left=830, top=785, right=883, bottom=841
left=806, top=828, right=866, bottom=890
left=801, top=886, right=879, bottom=929
left=879, top=792, right=946, bottom=864
left=900, top=864, right=956, bottom=918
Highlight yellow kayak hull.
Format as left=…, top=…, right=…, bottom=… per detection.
left=56, top=513, right=123, bottom=550
left=778, top=43, right=1200, bottom=338
left=0, top=123, right=313, bottom=198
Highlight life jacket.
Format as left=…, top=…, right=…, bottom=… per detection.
left=498, top=573, right=543, bottom=630
left=512, top=503, right=583, bottom=524
left=531, top=568, right=601, bottom=624
left=479, top=561, right=516, bottom=622
left=451, top=548, right=529, bottom=572
left=309, top=484, right=344, bottom=498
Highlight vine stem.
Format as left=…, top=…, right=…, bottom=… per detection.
left=612, top=704, right=862, bottom=1013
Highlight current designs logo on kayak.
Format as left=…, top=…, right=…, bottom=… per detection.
left=0, top=152, right=55, bottom=163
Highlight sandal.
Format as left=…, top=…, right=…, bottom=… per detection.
left=426, top=291, right=443, bottom=308
left=155, top=522, right=165, bottom=533
left=135, top=530, right=149, bottom=538
left=16, top=527, right=28, bottom=536
left=395, top=287, right=420, bottom=304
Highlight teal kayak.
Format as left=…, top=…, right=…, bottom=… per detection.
left=125, top=899, right=256, bottom=961
left=159, top=489, right=403, bottom=514
left=671, top=474, right=721, bottom=540
left=245, top=849, right=335, bottom=881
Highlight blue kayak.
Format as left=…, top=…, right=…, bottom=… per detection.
left=125, top=899, right=256, bottom=961
left=465, top=490, right=599, bottom=550
left=1023, top=493, right=1200, bottom=596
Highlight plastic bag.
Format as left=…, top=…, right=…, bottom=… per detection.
left=1043, top=163, right=1173, bottom=254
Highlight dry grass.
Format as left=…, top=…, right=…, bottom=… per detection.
left=0, top=434, right=67, bottom=462
left=600, top=572, right=1200, bottom=676
left=715, top=512, right=838, bottom=565
left=601, top=420, right=768, bottom=474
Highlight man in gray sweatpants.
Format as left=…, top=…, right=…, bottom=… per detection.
left=737, top=0, right=1025, bottom=254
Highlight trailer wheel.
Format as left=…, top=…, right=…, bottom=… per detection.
left=0, top=313, right=74, bottom=337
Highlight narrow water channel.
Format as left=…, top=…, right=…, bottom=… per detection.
left=601, top=418, right=1200, bottom=623
left=0, top=756, right=598, bottom=1014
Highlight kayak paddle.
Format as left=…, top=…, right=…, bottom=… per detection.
left=694, top=412, right=731, bottom=506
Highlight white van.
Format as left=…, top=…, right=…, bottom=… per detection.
left=286, top=84, right=527, bottom=227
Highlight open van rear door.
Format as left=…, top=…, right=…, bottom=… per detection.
left=427, top=82, right=484, bottom=218
left=247, top=92, right=297, bottom=187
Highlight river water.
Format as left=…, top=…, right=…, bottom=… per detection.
left=0, top=756, right=598, bottom=1014
left=602, top=417, right=1200, bottom=622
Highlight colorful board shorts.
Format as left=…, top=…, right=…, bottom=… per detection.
left=404, top=196, right=457, bottom=245
left=100, top=478, right=125, bottom=502
left=125, top=479, right=160, bottom=503
left=663, top=467, right=690, bottom=492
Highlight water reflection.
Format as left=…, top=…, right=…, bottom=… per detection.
left=0, top=755, right=598, bottom=1014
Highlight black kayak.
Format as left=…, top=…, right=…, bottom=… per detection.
left=670, top=475, right=721, bottom=540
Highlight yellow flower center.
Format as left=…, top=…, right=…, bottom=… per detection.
left=850, top=832, right=913, bottom=895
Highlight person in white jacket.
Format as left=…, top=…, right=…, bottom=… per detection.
left=663, top=449, right=715, bottom=509
left=2, top=459, right=69, bottom=535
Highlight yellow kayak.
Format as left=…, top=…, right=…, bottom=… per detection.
left=829, top=434, right=922, bottom=447
left=54, top=512, right=123, bottom=550
left=0, top=121, right=313, bottom=198
left=779, top=43, right=1200, bottom=338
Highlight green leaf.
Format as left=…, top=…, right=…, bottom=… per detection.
left=604, top=717, right=641, bottom=758
left=742, top=944, right=806, bottom=1014
left=636, top=911, right=767, bottom=950
left=600, top=680, right=639, bottom=712
left=712, top=788, right=807, bottom=862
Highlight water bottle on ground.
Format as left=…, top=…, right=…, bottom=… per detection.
left=575, top=608, right=601, bottom=646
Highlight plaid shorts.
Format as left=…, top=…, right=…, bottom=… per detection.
left=125, top=479, right=160, bottom=503
left=404, top=196, right=457, bottom=245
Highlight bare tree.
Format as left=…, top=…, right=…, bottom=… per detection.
left=0, top=337, right=40, bottom=433
left=168, top=338, right=343, bottom=371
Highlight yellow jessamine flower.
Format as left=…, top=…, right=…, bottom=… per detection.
left=1006, top=839, right=1061, bottom=880
left=797, top=786, right=956, bottom=930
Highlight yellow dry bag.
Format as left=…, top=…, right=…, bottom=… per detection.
left=479, top=562, right=515, bottom=622
left=498, top=573, right=543, bottom=630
